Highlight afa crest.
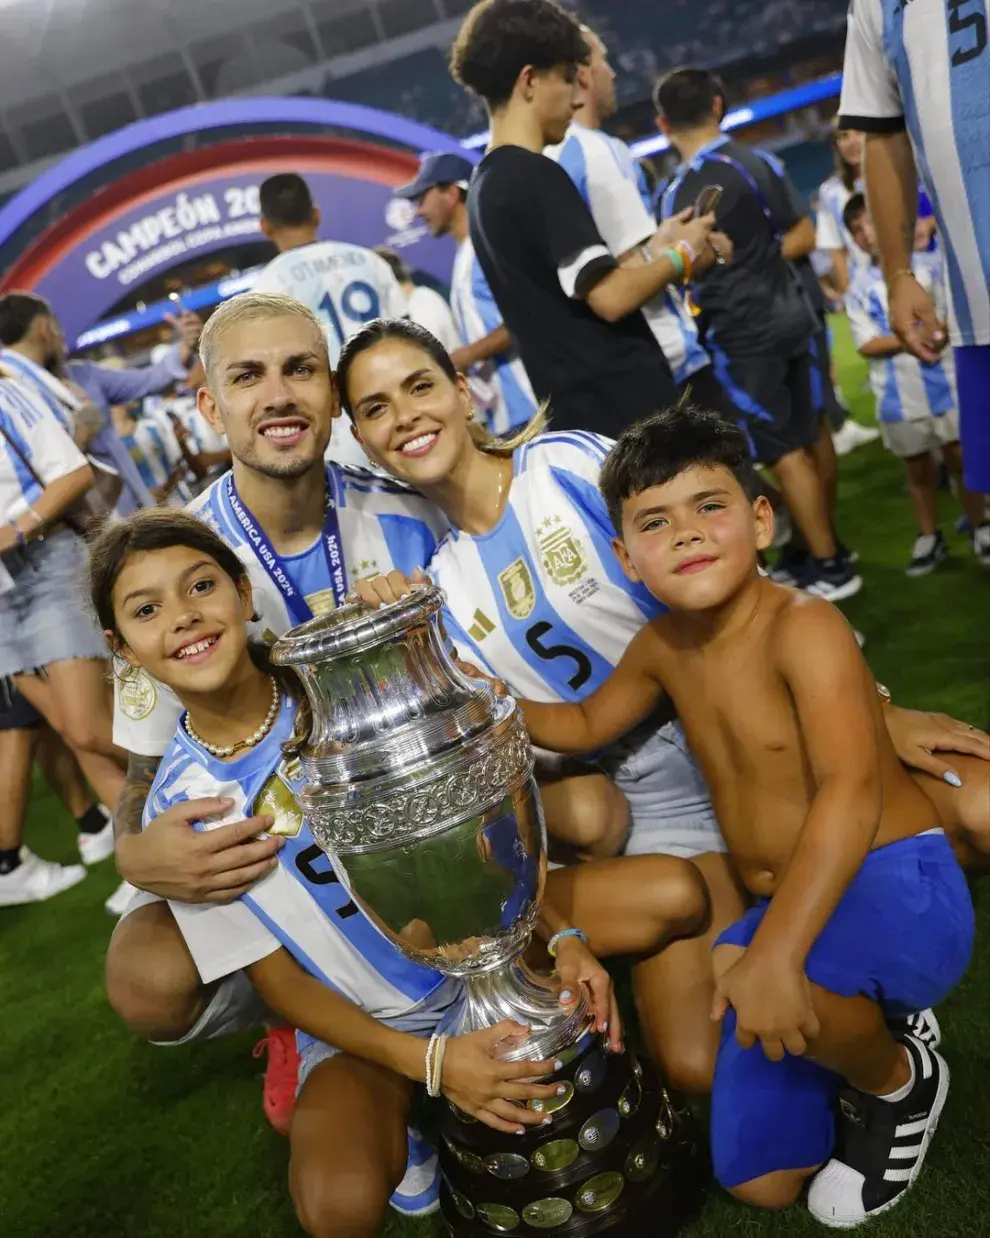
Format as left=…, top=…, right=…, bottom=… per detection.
left=538, top=517, right=587, bottom=587
left=256, top=767, right=304, bottom=838
left=498, top=558, right=536, bottom=620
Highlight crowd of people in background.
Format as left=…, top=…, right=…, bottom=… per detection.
left=1, top=0, right=987, bottom=1234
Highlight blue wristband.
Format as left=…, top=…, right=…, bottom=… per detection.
left=547, top=927, right=588, bottom=958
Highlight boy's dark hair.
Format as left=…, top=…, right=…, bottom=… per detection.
left=88, top=507, right=312, bottom=754
left=450, top=0, right=589, bottom=111
left=337, top=317, right=458, bottom=418
left=599, top=405, right=754, bottom=532
left=653, top=67, right=727, bottom=131
left=0, top=292, right=52, bottom=346
left=259, top=173, right=316, bottom=229
left=842, top=192, right=868, bottom=235
left=373, top=246, right=412, bottom=284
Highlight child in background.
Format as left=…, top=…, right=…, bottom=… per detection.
left=843, top=193, right=989, bottom=575
left=508, top=407, right=974, bottom=1229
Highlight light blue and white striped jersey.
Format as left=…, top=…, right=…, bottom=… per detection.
left=450, top=237, right=538, bottom=435
left=546, top=122, right=708, bottom=384
left=0, top=374, right=87, bottom=526
left=846, top=257, right=956, bottom=423
left=428, top=431, right=664, bottom=704
left=840, top=0, right=989, bottom=346
left=113, top=462, right=448, bottom=758
left=815, top=174, right=870, bottom=274
left=146, top=695, right=455, bottom=1039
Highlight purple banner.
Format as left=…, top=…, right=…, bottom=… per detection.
left=35, top=166, right=454, bottom=347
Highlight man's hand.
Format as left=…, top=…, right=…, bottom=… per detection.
left=695, top=230, right=733, bottom=273
left=888, top=273, right=947, bottom=363
left=650, top=208, right=715, bottom=259
left=885, top=704, right=990, bottom=785
left=165, top=311, right=204, bottom=365
left=712, top=945, right=820, bottom=1061
left=0, top=523, right=18, bottom=556
left=350, top=567, right=427, bottom=609
left=115, top=796, right=282, bottom=902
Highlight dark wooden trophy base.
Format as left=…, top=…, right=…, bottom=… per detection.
left=437, top=1031, right=708, bottom=1235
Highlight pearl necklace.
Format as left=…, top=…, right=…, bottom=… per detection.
left=183, top=677, right=281, bottom=758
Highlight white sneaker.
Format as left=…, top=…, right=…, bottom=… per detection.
left=104, top=879, right=137, bottom=917
left=0, top=848, right=87, bottom=906
left=832, top=420, right=881, bottom=456
left=77, top=811, right=115, bottom=866
left=973, top=522, right=990, bottom=568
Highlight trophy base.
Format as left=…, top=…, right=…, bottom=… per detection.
left=437, top=1032, right=708, bottom=1237
left=439, top=958, right=593, bottom=1064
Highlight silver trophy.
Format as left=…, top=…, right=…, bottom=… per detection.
left=272, top=585, right=703, bottom=1236
left=271, top=583, right=591, bottom=1061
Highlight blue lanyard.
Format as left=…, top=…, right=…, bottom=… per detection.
left=225, top=470, right=347, bottom=625
left=698, top=151, right=785, bottom=244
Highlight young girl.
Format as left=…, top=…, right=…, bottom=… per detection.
left=89, top=507, right=707, bottom=1237
left=333, top=318, right=990, bottom=1095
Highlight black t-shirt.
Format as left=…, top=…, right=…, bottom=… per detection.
left=662, top=137, right=818, bottom=357
left=468, top=145, right=678, bottom=434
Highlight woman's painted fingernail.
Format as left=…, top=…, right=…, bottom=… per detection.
left=542, top=1116, right=553, bottom=1125
left=556, top=1084, right=567, bottom=1095
left=943, top=771, right=963, bottom=787
left=515, top=1128, right=525, bottom=1136
left=601, top=1021, right=608, bottom=1033
left=553, top=1060, right=564, bottom=1072
left=559, top=989, right=573, bottom=1002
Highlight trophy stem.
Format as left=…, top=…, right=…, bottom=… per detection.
left=440, top=954, right=593, bottom=1064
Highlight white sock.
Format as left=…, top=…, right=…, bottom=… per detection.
left=878, top=1047, right=916, bottom=1103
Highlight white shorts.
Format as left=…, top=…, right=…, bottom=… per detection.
left=123, top=889, right=270, bottom=1046
left=535, top=718, right=725, bottom=859
left=880, top=409, right=959, bottom=458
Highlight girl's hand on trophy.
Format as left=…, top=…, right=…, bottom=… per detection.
left=443, top=1023, right=568, bottom=1135
left=350, top=567, right=428, bottom=608
left=553, top=938, right=624, bottom=1055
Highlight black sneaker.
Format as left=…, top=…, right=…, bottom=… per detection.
left=887, top=1008, right=941, bottom=1049
left=769, top=545, right=809, bottom=586
left=836, top=542, right=859, bottom=566
left=807, top=1034, right=950, bottom=1228
left=905, top=530, right=947, bottom=577
left=800, top=556, right=863, bottom=602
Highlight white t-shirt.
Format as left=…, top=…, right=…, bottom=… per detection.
left=112, top=463, right=447, bottom=756
left=839, top=0, right=990, bottom=346
left=147, top=695, right=457, bottom=1037
left=545, top=122, right=709, bottom=384
left=405, top=284, right=462, bottom=357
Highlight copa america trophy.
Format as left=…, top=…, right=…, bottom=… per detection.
left=272, top=585, right=705, bottom=1235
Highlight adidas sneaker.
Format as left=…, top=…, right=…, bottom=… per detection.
left=808, top=1034, right=949, bottom=1228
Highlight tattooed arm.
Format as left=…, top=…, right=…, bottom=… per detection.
left=113, top=751, right=283, bottom=902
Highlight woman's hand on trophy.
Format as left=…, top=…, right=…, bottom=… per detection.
left=349, top=567, right=428, bottom=608
left=553, top=936, right=624, bottom=1055
left=442, top=1023, right=568, bottom=1135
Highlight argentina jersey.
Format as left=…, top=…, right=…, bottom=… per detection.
left=147, top=696, right=455, bottom=1034
left=0, top=375, right=86, bottom=524
left=846, top=259, right=956, bottom=422
left=450, top=237, right=538, bottom=435
left=546, top=123, right=708, bottom=384
left=429, top=432, right=664, bottom=704
left=113, top=463, right=447, bottom=758
left=251, top=240, right=409, bottom=365
left=840, top=0, right=989, bottom=346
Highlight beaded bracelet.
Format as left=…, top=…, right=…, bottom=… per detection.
left=426, top=1031, right=449, bottom=1098
left=547, top=927, right=588, bottom=959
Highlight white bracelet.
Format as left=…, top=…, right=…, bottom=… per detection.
left=425, top=1032, right=438, bottom=1097
left=433, top=1034, right=449, bottom=1097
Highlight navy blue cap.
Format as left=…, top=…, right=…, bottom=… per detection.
left=395, top=151, right=476, bottom=201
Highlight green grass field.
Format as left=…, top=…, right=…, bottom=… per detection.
left=2, top=319, right=988, bottom=1238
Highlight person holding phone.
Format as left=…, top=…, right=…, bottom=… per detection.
left=545, top=28, right=739, bottom=419
left=655, top=67, right=860, bottom=604
left=449, top=0, right=723, bottom=436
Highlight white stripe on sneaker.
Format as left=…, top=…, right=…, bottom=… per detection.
left=895, top=1118, right=931, bottom=1138
left=883, top=1168, right=914, bottom=1183
left=915, top=1041, right=934, bottom=1080
left=889, top=1144, right=923, bottom=1159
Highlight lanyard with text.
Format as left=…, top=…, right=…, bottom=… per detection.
left=225, top=469, right=347, bottom=626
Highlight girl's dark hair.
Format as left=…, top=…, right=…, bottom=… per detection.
left=830, top=121, right=860, bottom=192
left=88, top=507, right=311, bottom=757
left=599, top=405, right=755, bottom=533
left=450, top=0, right=589, bottom=111
left=336, top=316, right=547, bottom=455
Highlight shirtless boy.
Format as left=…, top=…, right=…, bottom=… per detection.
left=511, top=406, right=975, bottom=1228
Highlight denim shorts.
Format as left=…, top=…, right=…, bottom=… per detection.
left=0, top=530, right=109, bottom=678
